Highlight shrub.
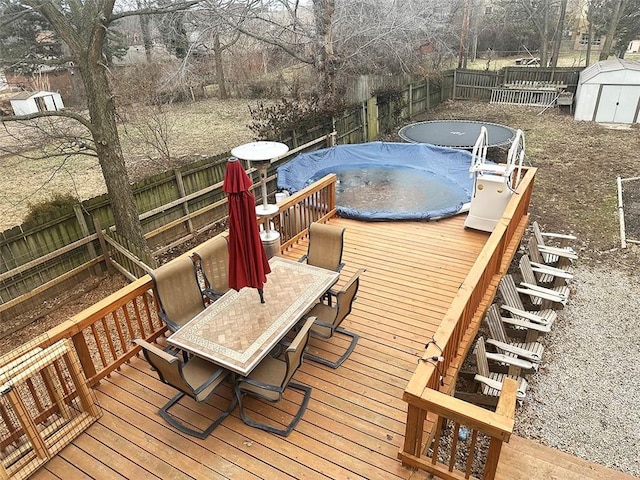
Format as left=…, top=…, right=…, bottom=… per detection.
left=24, top=193, right=78, bottom=225
left=248, top=95, right=349, bottom=140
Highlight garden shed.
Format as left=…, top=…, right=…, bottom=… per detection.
left=9, top=90, right=64, bottom=116
left=574, top=58, right=640, bottom=123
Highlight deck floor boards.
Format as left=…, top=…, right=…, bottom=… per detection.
left=29, top=216, right=629, bottom=480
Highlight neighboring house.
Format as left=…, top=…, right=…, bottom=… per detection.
left=9, top=90, right=64, bottom=116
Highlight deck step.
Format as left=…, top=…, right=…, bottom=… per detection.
left=495, top=435, right=636, bottom=480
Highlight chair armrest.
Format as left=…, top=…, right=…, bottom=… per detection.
left=158, top=312, right=181, bottom=333
left=474, top=374, right=527, bottom=400
left=485, top=352, right=535, bottom=370
left=538, top=245, right=578, bottom=260
left=516, top=288, right=567, bottom=305
left=540, top=231, right=577, bottom=241
left=529, top=261, right=574, bottom=279
left=519, top=282, right=568, bottom=299
left=203, top=288, right=225, bottom=302
left=500, top=305, right=552, bottom=326
left=500, top=315, right=551, bottom=333
left=132, top=339, right=178, bottom=363
left=485, top=339, right=542, bottom=362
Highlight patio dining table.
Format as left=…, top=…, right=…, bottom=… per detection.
left=167, top=256, right=340, bottom=376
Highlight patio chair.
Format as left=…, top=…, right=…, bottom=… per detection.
left=484, top=304, right=544, bottom=367
left=299, top=222, right=345, bottom=272
left=518, top=255, right=570, bottom=310
left=532, top=221, right=578, bottom=267
left=303, top=269, right=364, bottom=368
left=192, top=236, right=230, bottom=302
left=235, top=317, right=315, bottom=437
left=455, top=336, right=528, bottom=408
left=527, top=237, right=573, bottom=287
left=133, top=339, right=235, bottom=439
left=498, top=274, right=557, bottom=327
left=150, top=256, right=205, bottom=333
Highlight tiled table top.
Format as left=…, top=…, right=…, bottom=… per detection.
left=168, top=257, right=339, bottom=375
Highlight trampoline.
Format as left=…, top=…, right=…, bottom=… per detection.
left=276, top=142, right=479, bottom=221
left=398, top=120, right=516, bottom=149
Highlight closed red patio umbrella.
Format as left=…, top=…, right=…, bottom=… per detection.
left=223, top=158, right=270, bottom=303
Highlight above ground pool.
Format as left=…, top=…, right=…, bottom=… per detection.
left=398, top=120, right=516, bottom=149
left=276, top=142, right=479, bottom=221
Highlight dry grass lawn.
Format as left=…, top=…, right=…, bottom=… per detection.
left=0, top=97, right=260, bottom=231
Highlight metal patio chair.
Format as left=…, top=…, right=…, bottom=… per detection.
left=299, top=222, right=346, bottom=272
left=234, top=317, right=315, bottom=437
left=192, top=236, right=230, bottom=303
left=303, top=269, right=364, bottom=369
left=150, top=255, right=205, bottom=333
left=133, top=339, right=235, bottom=439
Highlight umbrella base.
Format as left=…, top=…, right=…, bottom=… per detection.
left=260, top=231, right=281, bottom=259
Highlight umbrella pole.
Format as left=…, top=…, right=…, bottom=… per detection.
left=258, top=289, right=265, bottom=303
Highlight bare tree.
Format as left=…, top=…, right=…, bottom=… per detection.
left=598, top=0, right=627, bottom=60
left=0, top=0, right=202, bottom=262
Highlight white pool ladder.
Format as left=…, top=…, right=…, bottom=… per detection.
left=464, top=128, right=526, bottom=232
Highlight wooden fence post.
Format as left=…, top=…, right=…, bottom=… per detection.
left=366, top=96, right=378, bottom=140
left=174, top=169, right=194, bottom=236
left=73, top=204, right=97, bottom=261
left=93, top=218, right=113, bottom=274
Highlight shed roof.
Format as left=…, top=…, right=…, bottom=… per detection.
left=580, top=58, right=640, bottom=83
left=10, top=90, right=58, bottom=101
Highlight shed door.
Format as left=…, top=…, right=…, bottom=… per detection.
left=595, top=85, right=640, bottom=123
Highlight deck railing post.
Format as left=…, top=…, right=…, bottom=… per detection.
left=71, top=331, right=97, bottom=382
left=402, top=403, right=427, bottom=459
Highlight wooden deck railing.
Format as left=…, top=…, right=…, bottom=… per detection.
left=1, top=176, right=338, bottom=392
left=274, top=173, right=337, bottom=252
left=399, top=167, right=536, bottom=479
left=400, top=379, right=517, bottom=480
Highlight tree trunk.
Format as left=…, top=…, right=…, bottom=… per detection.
left=313, top=0, right=336, bottom=102
left=599, top=0, right=626, bottom=60
left=213, top=34, right=228, bottom=99
left=540, top=0, right=549, bottom=66
left=139, top=14, right=154, bottom=62
left=550, top=0, right=567, bottom=68
left=586, top=21, right=593, bottom=65
left=79, top=55, right=155, bottom=266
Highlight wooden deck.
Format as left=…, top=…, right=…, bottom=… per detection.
left=27, top=215, right=631, bottom=480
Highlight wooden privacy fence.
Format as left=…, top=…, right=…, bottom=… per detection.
left=453, top=66, right=583, bottom=101
left=1, top=65, right=562, bottom=321
left=399, top=167, right=536, bottom=479
left=0, top=73, right=454, bottom=319
left=0, top=134, right=337, bottom=320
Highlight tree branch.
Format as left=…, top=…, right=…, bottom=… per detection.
left=1, top=110, right=95, bottom=134
left=110, top=0, right=202, bottom=22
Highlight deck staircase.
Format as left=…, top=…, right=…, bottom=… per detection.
left=495, top=435, right=637, bottom=480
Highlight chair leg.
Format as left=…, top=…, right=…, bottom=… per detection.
left=159, top=390, right=236, bottom=439
left=236, top=382, right=312, bottom=437
left=304, top=328, right=359, bottom=369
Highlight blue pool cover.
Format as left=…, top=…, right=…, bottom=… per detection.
left=276, top=142, right=477, bottom=221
